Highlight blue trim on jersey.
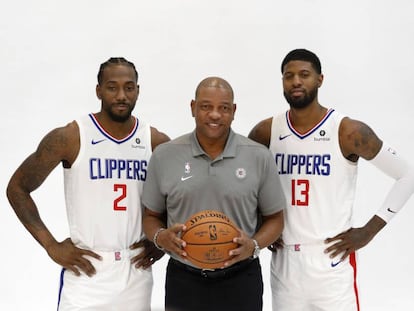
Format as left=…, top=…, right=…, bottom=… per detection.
left=286, top=108, right=335, bottom=139
left=56, top=268, right=65, bottom=311
left=88, top=113, right=139, bottom=144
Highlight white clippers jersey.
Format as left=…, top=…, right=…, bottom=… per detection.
left=64, top=114, right=152, bottom=251
left=269, top=109, right=358, bottom=244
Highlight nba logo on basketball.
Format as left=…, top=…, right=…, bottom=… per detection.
left=181, top=210, right=239, bottom=269
left=209, top=224, right=217, bottom=240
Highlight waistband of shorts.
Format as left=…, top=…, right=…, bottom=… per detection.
left=282, top=241, right=335, bottom=253
left=169, top=258, right=257, bottom=279
left=91, top=247, right=143, bottom=262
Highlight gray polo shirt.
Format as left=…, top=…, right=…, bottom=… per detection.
left=142, top=129, right=285, bottom=238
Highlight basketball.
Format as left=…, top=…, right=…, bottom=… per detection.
left=181, top=210, right=239, bottom=269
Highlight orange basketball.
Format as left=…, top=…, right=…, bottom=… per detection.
left=181, top=210, right=239, bottom=269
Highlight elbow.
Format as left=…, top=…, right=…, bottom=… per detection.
left=6, top=179, right=16, bottom=206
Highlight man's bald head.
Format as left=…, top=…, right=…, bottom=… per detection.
left=195, top=77, right=234, bottom=101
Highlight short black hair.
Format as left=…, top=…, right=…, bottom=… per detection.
left=97, top=57, right=138, bottom=85
left=281, top=49, right=322, bottom=74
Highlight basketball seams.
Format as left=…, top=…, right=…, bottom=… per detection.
left=181, top=221, right=239, bottom=239
left=185, top=241, right=235, bottom=246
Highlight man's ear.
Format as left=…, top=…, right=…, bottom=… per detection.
left=96, top=84, right=102, bottom=99
left=190, top=100, right=196, bottom=117
left=318, top=74, right=324, bottom=88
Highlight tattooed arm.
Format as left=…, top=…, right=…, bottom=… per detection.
left=324, top=117, right=387, bottom=260
left=6, top=121, right=101, bottom=276
left=338, top=117, right=383, bottom=162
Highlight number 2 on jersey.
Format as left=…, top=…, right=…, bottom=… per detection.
left=114, top=183, right=127, bottom=211
left=291, top=179, right=309, bottom=206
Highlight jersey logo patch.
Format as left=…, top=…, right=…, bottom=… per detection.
left=387, top=147, right=397, bottom=155
left=131, top=137, right=146, bottom=149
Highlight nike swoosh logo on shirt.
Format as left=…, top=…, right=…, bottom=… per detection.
left=91, top=139, right=106, bottom=145
left=181, top=176, right=193, bottom=181
left=387, top=208, right=396, bottom=213
left=279, top=134, right=292, bottom=140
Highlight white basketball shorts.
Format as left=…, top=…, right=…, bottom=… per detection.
left=271, top=242, right=360, bottom=311
left=57, top=247, right=153, bottom=311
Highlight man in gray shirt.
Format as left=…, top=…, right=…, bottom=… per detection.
left=142, top=76, right=285, bottom=311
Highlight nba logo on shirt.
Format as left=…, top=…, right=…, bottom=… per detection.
left=115, top=251, right=122, bottom=261
left=184, top=162, right=191, bottom=174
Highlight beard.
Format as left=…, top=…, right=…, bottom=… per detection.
left=284, top=87, right=318, bottom=109
left=108, top=112, right=130, bottom=122
left=104, top=104, right=134, bottom=123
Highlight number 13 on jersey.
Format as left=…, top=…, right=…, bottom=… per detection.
left=291, top=179, right=309, bottom=206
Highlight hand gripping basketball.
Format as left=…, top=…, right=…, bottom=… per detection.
left=181, top=210, right=239, bottom=269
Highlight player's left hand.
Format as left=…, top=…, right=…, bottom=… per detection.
left=324, top=227, right=373, bottom=261
left=130, top=239, right=165, bottom=269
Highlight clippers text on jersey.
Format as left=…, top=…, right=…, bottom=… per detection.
left=275, top=153, right=331, bottom=175
left=89, top=158, right=147, bottom=180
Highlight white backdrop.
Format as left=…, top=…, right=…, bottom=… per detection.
left=1, top=1, right=414, bottom=310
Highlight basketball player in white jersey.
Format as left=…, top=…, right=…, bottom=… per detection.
left=248, top=49, right=414, bottom=310
left=6, top=57, right=170, bottom=310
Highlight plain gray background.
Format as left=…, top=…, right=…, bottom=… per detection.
left=1, top=1, right=413, bottom=310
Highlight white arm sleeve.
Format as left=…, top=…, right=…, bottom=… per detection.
left=369, top=144, right=414, bottom=223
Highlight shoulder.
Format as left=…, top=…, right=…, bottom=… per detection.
left=232, top=134, right=275, bottom=172
left=248, top=117, right=273, bottom=147
left=339, top=116, right=382, bottom=161
left=29, top=120, right=80, bottom=167
left=150, top=126, right=170, bottom=151
left=170, top=133, right=192, bottom=144
left=234, top=133, right=272, bottom=155
left=152, top=133, right=191, bottom=154
left=43, top=120, right=79, bottom=147
left=53, top=121, right=80, bottom=164
left=339, top=116, right=373, bottom=138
